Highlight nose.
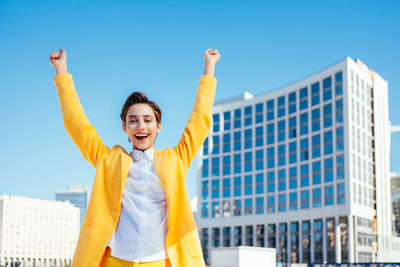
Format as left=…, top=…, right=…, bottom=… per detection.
left=136, top=119, right=145, bottom=130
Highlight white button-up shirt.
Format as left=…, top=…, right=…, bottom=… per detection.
left=108, top=148, right=168, bottom=262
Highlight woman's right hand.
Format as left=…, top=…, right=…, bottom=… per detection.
left=49, top=48, right=68, bottom=75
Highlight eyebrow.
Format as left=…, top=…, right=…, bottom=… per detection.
left=128, top=115, right=155, bottom=118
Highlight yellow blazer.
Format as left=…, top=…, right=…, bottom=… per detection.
left=53, top=74, right=217, bottom=267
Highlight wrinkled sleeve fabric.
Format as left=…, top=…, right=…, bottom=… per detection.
left=53, top=73, right=110, bottom=167
left=173, top=75, right=217, bottom=170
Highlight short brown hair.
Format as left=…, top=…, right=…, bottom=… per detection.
left=120, top=92, right=162, bottom=125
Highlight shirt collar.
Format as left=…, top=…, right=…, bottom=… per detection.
left=131, top=147, right=154, bottom=161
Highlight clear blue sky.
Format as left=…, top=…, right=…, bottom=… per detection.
left=1, top=0, right=399, bottom=201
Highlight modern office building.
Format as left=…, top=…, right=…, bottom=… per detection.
left=197, top=57, right=400, bottom=264
left=56, top=185, right=90, bottom=225
left=0, top=194, right=80, bottom=266
left=391, top=174, right=400, bottom=236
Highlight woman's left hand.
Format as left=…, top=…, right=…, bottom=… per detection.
left=204, top=48, right=220, bottom=76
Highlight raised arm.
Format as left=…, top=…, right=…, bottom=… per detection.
left=173, top=48, right=220, bottom=167
left=50, top=49, right=110, bottom=167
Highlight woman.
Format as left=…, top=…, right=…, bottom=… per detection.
left=49, top=48, right=220, bottom=267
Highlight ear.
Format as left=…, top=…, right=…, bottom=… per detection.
left=156, top=122, right=162, bottom=133
left=122, top=121, right=127, bottom=133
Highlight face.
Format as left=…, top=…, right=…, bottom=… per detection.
left=123, top=103, right=161, bottom=151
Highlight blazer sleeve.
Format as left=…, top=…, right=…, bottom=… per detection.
left=173, top=75, right=217, bottom=168
left=53, top=73, right=110, bottom=167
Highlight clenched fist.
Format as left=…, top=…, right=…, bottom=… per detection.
left=203, top=48, right=221, bottom=77
left=49, top=48, right=68, bottom=75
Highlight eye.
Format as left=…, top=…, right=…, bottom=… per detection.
left=145, top=119, right=152, bottom=123
left=129, top=119, right=137, bottom=123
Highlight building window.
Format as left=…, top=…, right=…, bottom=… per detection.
left=202, top=228, right=209, bottom=262
left=314, top=219, right=323, bottom=263
left=289, top=141, right=297, bottom=163
left=289, top=91, right=296, bottom=114
left=337, top=183, right=345, bottom=204
left=245, top=225, right=254, bottom=245
left=325, top=157, right=333, bottom=182
left=289, top=117, right=297, bottom=138
left=336, top=99, right=343, bottom=123
left=300, top=138, right=309, bottom=161
left=301, top=190, right=309, bottom=209
left=312, top=134, right=321, bottom=158
left=289, top=192, right=298, bottom=210
left=300, top=164, right=309, bottom=187
left=244, top=175, right=253, bottom=195
left=278, top=223, right=288, bottom=263
left=255, top=149, right=264, bottom=170
left=212, top=157, right=220, bottom=177
left=223, top=133, right=231, bottom=153
left=278, top=193, right=286, bottom=212
left=212, top=179, right=219, bottom=199
left=312, top=188, right=322, bottom=207
left=223, top=227, right=231, bottom=247
left=212, top=201, right=220, bottom=218
left=290, top=222, right=299, bottom=263
left=203, top=137, right=209, bottom=156
left=278, top=96, right=285, bottom=118
left=256, top=103, right=263, bottom=123
left=255, top=126, right=263, bottom=147
left=244, top=129, right=252, bottom=149
left=268, top=224, right=276, bottom=248
left=324, top=104, right=332, bottom=128
left=222, top=178, right=230, bottom=198
left=234, top=226, right=242, bottom=245
left=201, top=202, right=209, bottom=218
left=326, top=218, right=336, bottom=262
left=264, top=124, right=274, bottom=145
left=244, top=106, right=252, bottom=126
left=302, top=221, right=311, bottom=262
left=212, top=135, right=220, bottom=154
left=256, top=224, right=265, bottom=246
left=312, top=161, right=321, bottom=185
left=233, top=199, right=241, bottom=216
left=323, top=76, right=332, bottom=101
left=278, top=169, right=286, bottom=191
left=339, top=216, right=348, bottom=262
left=213, top=113, right=220, bottom=132
left=300, top=112, right=308, bottom=135
left=337, top=155, right=344, bottom=180
left=325, top=185, right=334, bottom=205
left=234, top=109, right=241, bottom=128
left=244, top=152, right=252, bottom=172
left=223, top=155, right=231, bottom=176
left=249, top=173, right=261, bottom=196
left=267, top=99, right=274, bottom=121
left=267, top=147, right=275, bottom=169
left=300, top=87, right=308, bottom=110
left=324, top=130, right=333, bottom=155
left=234, top=153, right=241, bottom=174
left=312, top=108, right=320, bottom=132
left=202, top=181, right=209, bottom=200
left=278, top=144, right=286, bottom=166
left=202, top=159, right=209, bottom=178
left=223, top=111, right=231, bottom=131
left=311, top=82, right=320, bottom=106
left=212, top=227, right=220, bottom=247
left=267, top=171, right=275, bottom=193
left=223, top=200, right=231, bottom=217
left=234, top=176, right=241, bottom=197
left=336, top=127, right=344, bottom=152
left=335, top=71, right=343, bottom=96
left=278, top=120, right=285, bottom=142
left=289, top=167, right=297, bottom=189
left=267, top=195, right=275, bottom=213
left=244, top=199, right=253, bottom=215
left=234, top=131, right=241, bottom=151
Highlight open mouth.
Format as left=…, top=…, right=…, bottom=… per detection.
left=134, top=133, right=149, bottom=141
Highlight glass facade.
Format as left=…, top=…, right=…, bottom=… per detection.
left=199, top=67, right=363, bottom=264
